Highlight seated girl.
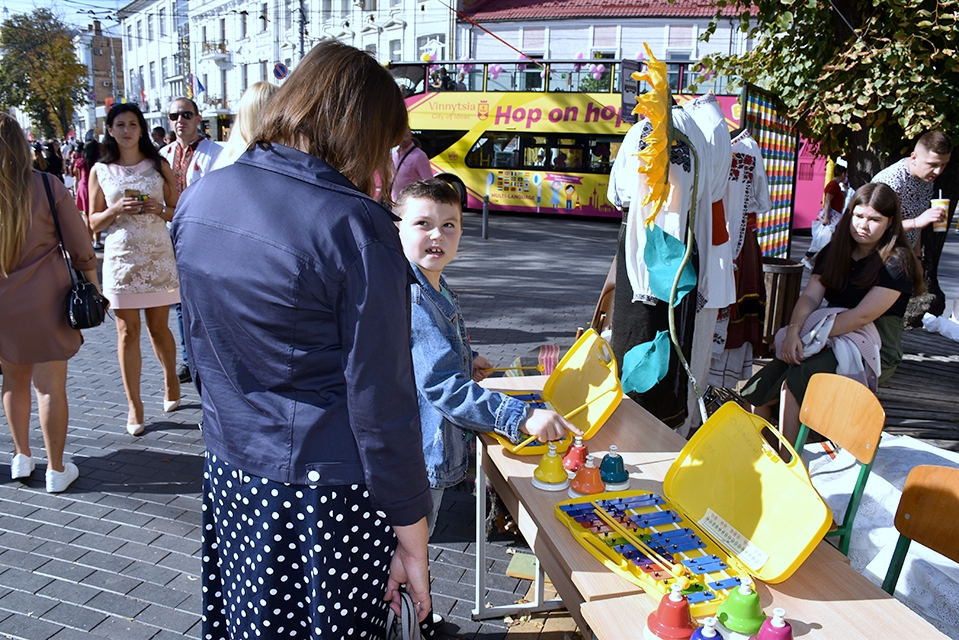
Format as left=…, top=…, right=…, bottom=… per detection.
left=741, top=183, right=923, bottom=444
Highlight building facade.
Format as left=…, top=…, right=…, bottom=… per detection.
left=116, top=0, right=189, bottom=134
left=73, top=20, right=126, bottom=138
left=116, top=0, right=460, bottom=138
left=459, top=0, right=749, bottom=65
left=114, top=0, right=751, bottom=140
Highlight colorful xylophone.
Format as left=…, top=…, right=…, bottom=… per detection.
left=556, top=491, right=753, bottom=617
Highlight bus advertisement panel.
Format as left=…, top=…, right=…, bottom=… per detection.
left=395, top=60, right=802, bottom=256
left=405, top=90, right=630, bottom=218
left=401, top=69, right=746, bottom=218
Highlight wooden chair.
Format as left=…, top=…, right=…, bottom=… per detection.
left=588, top=256, right=616, bottom=335
left=882, top=465, right=959, bottom=594
left=794, top=373, right=885, bottom=555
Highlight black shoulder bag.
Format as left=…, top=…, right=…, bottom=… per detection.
left=41, top=173, right=109, bottom=329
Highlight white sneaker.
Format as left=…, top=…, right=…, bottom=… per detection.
left=11, top=454, right=35, bottom=480
left=46, top=462, right=79, bottom=493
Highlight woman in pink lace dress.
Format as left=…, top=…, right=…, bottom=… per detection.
left=89, top=104, right=180, bottom=436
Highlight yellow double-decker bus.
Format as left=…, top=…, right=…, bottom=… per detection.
left=388, top=58, right=735, bottom=218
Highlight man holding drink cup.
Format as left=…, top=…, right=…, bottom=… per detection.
left=872, top=130, right=952, bottom=249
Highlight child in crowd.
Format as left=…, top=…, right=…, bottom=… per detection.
left=396, top=178, right=581, bottom=536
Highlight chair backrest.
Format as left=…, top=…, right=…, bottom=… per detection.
left=895, top=465, right=959, bottom=564
left=588, top=256, right=616, bottom=335
left=799, top=373, right=885, bottom=464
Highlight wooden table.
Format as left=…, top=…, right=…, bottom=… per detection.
left=476, top=376, right=946, bottom=638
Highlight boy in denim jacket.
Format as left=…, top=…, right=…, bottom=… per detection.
left=396, top=179, right=580, bottom=535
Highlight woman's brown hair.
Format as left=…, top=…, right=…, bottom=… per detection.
left=819, top=182, right=924, bottom=295
left=254, top=41, right=408, bottom=199
left=0, top=114, right=35, bottom=277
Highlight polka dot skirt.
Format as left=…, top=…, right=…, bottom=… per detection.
left=201, top=453, right=396, bottom=639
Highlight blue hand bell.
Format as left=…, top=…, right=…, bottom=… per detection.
left=600, top=444, right=630, bottom=491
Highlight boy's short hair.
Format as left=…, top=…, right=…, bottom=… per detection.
left=395, top=178, right=463, bottom=219
left=916, top=130, right=953, bottom=156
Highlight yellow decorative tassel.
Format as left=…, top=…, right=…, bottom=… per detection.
left=631, top=43, right=671, bottom=227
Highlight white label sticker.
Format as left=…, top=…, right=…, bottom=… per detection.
left=699, top=508, right=769, bottom=571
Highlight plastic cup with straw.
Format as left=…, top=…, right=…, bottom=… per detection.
left=931, top=189, right=949, bottom=233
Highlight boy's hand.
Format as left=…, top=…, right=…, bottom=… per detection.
left=521, top=409, right=583, bottom=442
left=472, top=355, right=493, bottom=382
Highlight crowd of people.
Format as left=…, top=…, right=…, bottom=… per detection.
left=1, top=39, right=955, bottom=640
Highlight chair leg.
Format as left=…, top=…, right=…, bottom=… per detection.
left=882, top=535, right=912, bottom=595
left=838, top=527, right=851, bottom=556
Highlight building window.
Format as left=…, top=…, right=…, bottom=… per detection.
left=321, top=0, right=331, bottom=17
left=389, top=39, right=401, bottom=62
left=390, top=0, right=401, bottom=6
left=147, top=15, right=154, bottom=41
left=260, top=3, right=268, bottom=31
left=220, top=18, right=226, bottom=43
left=284, top=0, right=292, bottom=30
left=126, top=25, right=132, bottom=49
left=202, top=73, right=209, bottom=96
left=136, top=20, right=142, bottom=46
left=416, top=34, right=446, bottom=60
left=260, top=60, right=268, bottom=81
left=340, top=0, right=349, bottom=14
left=149, top=61, right=156, bottom=88
left=365, top=43, right=376, bottom=57
left=161, top=57, right=168, bottom=80
left=363, top=0, right=376, bottom=9
left=240, top=10, right=248, bottom=38
left=665, top=51, right=691, bottom=93
left=159, top=8, right=167, bottom=36
left=241, top=64, right=249, bottom=91
left=221, top=69, right=228, bottom=105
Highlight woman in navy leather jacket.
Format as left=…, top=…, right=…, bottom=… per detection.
left=172, top=41, right=433, bottom=638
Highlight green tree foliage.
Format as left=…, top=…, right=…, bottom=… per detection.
left=696, top=0, right=959, bottom=178
left=0, top=9, right=88, bottom=138
left=696, top=0, right=959, bottom=322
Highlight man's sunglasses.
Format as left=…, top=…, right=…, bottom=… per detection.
left=168, top=111, right=195, bottom=121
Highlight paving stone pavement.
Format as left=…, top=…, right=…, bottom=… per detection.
left=0, top=212, right=621, bottom=640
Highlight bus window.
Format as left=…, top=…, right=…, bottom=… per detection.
left=525, top=147, right=548, bottom=166
left=415, top=130, right=468, bottom=163
left=487, top=63, right=544, bottom=92
left=463, top=68, right=484, bottom=91
left=390, top=64, right=426, bottom=96
left=550, top=148, right=583, bottom=170
left=467, top=133, right=519, bottom=168
left=466, top=132, right=621, bottom=174
left=428, top=67, right=457, bottom=91
left=467, top=136, right=494, bottom=168
left=588, top=137, right=620, bottom=173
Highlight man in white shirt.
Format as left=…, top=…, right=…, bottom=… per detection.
left=159, top=97, right=223, bottom=383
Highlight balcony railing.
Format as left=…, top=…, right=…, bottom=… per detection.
left=201, top=40, right=228, bottom=55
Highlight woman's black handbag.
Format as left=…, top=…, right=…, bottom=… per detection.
left=41, top=173, right=109, bottom=329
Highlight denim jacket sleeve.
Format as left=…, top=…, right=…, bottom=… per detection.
left=410, top=295, right=529, bottom=443
left=339, top=238, right=431, bottom=527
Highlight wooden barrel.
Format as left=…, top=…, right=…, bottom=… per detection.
left=762, top=257, right=804, bottom=353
